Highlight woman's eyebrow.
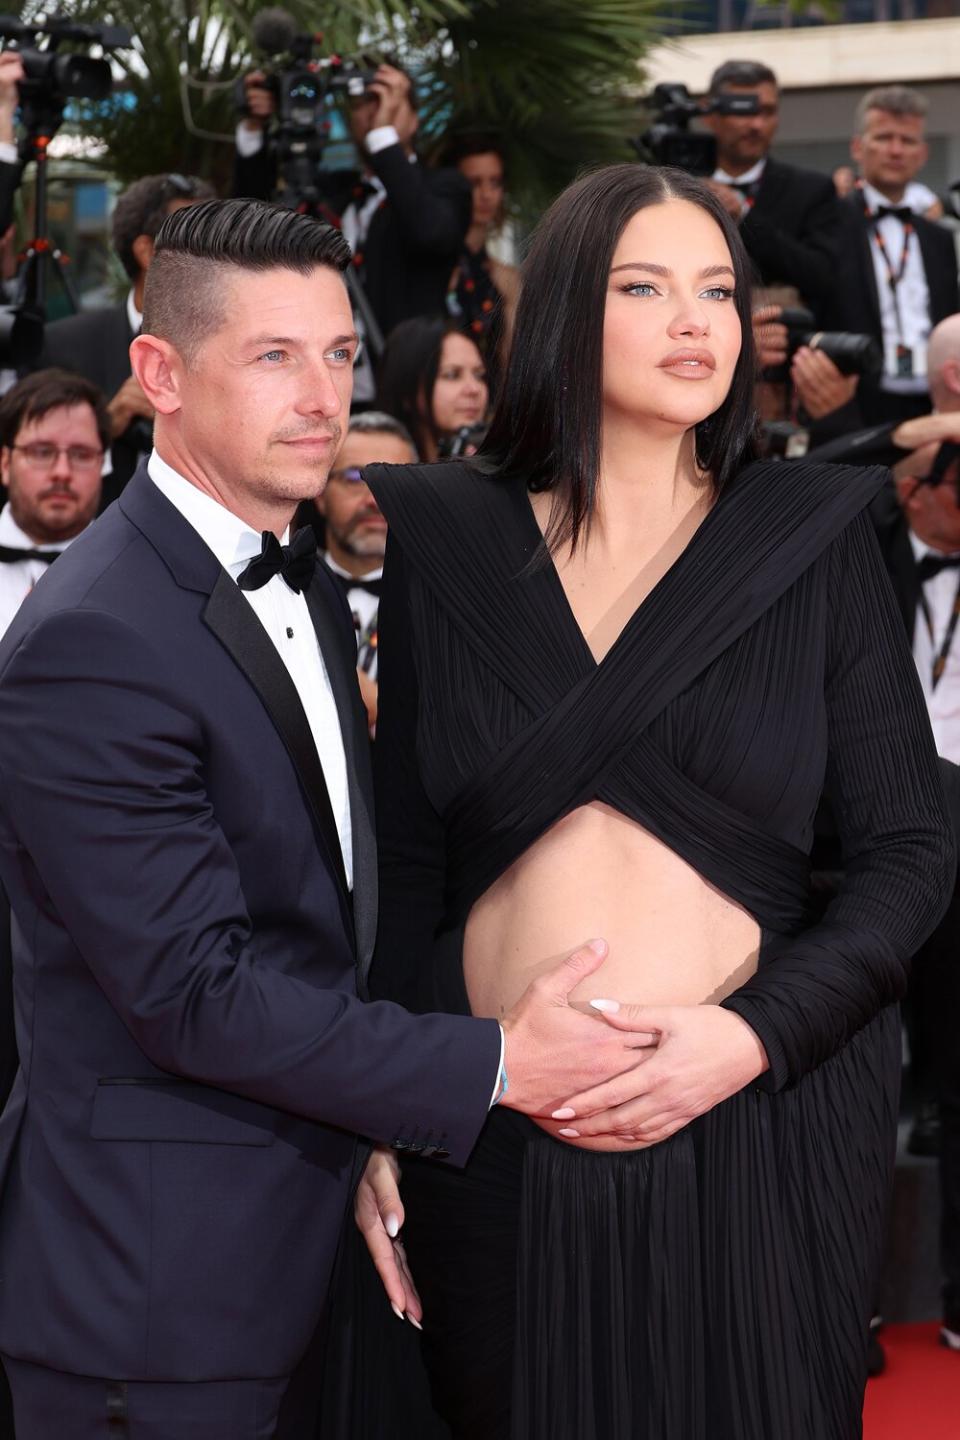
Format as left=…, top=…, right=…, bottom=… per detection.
left=609, top=262, right=736, bottom=280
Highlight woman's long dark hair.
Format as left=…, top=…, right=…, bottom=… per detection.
left=480, top=163, right=760, bottom=551
left=376, top=316, right=472, bottom=459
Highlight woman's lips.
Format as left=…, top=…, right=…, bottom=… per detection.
left=657, top=349, right=717, bottom=379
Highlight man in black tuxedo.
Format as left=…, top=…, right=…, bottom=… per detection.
left=234, top=62, right=471, bottom=401
left=0, top=198, right=651, bottom=1437
left=40, top=172, right=215, bottom=505
left=868, top=313, right=960, bottom=1358
left=831, top=85, right=959, bottom=427
left=701, top=59, right=841, bottom=320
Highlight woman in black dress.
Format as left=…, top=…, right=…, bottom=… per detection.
left=359, top=164, right=954, bottom=1439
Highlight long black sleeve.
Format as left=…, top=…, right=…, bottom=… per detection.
left=722, top=508, right=955, bottom=1087
left=370, top=533, right=448, bottom=1010
left=740, top=173, right=841, bottom=313
left=368, top=144, right=471, bottom=258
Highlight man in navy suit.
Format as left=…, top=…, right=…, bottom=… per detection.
left=0, top=199, right=645, bottom=1436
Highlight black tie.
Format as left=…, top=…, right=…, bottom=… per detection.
left=237, top=528, right=317, bottom=595
left=0, top=543, right=60, bottom=565
left=328, top=567, right=381, bottom=601
left=876, top=205, right=912, bottom=222
left=916, top=553, right=960, bottom=584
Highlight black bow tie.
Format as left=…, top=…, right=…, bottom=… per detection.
left=916, top=552, right=960, bottom=584
left=0, top=543, right=60, bottom=565
left=876, top=205, right=912, bottom=222
left=328, top=567, right=381, bottom=601
left=237, top=528, right=317, bottom=595
left=730, top=179, right=760, bottom=198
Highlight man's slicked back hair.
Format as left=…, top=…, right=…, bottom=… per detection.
left=142, top=198, right=353, bottom=365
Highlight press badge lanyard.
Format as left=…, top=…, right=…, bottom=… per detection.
left=866, top=197, right=916, bottom=375
left=918, top=581, right=960, bottom=690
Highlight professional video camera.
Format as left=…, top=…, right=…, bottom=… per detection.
left=632, top=83, right=761, bottom=175
left=238, top=7, right=375, bottom=200
left=779, top=307, right=881, bottom=378
left=0, top=13, right=132, bottom=365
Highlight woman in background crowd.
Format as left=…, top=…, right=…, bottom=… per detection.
left=376, top=316, right=488, bottom=462
left=444, top=135, right=520, bottom=371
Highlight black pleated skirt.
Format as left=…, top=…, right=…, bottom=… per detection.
left=390, top=1003, right=900, bottom=1440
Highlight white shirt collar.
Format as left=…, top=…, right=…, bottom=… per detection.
left=712, top=157, right=766, bottom=187
left=147, top=450, right=288, bottom=576
left=0, top=504, right=76, bottom=552
left=126, top=288, right=143, bottom=336
left=323, top=551, right=382, bottom=583
left=908, top=528, right=960, bottom=564
left=861, top=181, right=904, bottom=216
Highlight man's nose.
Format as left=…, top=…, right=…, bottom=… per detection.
left=298, top=361, right=343, bottom=417
left=50, top=449, right=73, bottom=481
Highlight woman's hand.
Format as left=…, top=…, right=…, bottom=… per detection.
left=551, top=1004, right=769, bottom=1146
left=354, top=1146, right=423, bottom=1328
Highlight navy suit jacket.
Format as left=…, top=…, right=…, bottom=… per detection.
left=0, top=466, right=499, bottom=1381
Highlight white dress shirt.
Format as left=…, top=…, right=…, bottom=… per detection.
left=148, top=451, right=354, bottom=887
left=861, top=181, right=931, bottom=396
left=0, top=506, right=75, bottom=639
left=712, top=158, right=767, bottom=218
left=909, top=528, right=960, bottom=762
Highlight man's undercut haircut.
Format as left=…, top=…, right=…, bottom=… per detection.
left=0, top=367, right=111, bottom=453
left=856, top=84, right=927, bottom=135
left=708, top=59, right=778, bottom=95
left=348, top=410, right=416, bottom=450
left=111, top=173, right=216, bottom=280
left=480, top=163, right=760, bottom=555
left=142, top=198, right=353, bottom=365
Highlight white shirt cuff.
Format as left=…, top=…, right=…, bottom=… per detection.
left=235, top=123, right=265, bottom=159
left=366, top=125, right=400, bottom=155
left=489, top=1025, right=506, bottom=1108
left=0, top=141, right=17, bottom=165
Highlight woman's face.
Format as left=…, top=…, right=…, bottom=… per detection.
left=458, top=152, right=506, bottom=230
left=430, top=333, right=489, bottom=433
left=602, top=198, right=743, bottom=435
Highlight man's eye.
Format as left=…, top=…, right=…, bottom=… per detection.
left=326, top=347, right=353, bottom=364
left=259, top=350, right=286, bottom=362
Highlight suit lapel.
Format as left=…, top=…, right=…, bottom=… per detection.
left=304, top=577, right=378, bottom=992
left=854, top=198, right=882, bottom=333
left=203, top=574, right=353, bottom=931
left=916, top=222, right=955, bottom=325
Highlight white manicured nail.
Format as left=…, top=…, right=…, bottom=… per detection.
left=391, top=1302, right=405, bottom=1322
left=558, top=1127, right=580, bottom=1138
left=552, top=1107, right=576, bottom=1120
left=408, top=1314, right=423, bottom=1331
left=385, top=1213, right=400, bottom=1239
left=590, top=998, right=620, bottom=1013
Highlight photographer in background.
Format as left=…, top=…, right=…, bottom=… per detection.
left=701, top=60, right=841, bottom=320
left=831, top=85, right=958, bottom=426
left=41, top=172, right=213, bottom=505
left=234, top=56, right=472, bottom=402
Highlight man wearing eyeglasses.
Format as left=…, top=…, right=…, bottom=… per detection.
left=0, top=368, right=109, bottom=639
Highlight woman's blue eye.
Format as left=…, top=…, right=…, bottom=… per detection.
left=623, top=282, right=656, bottom=297
left=703, top=286, right=736, bottom=301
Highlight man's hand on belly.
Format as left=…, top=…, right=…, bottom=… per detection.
left=547, top=1004, right=770, bottom=1147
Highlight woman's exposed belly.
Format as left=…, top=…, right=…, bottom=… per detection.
left=463, top=802, right=760, bottom=1151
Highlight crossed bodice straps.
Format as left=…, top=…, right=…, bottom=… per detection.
left=366, top=458, right=889, bottom=935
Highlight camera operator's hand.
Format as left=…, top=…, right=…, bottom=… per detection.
left=240, top=70, right=275, bottom=132
left=703, top=178, right=747, bottom=222
left=0, top=52, right=24, bottom=148
left=364, top=63, right=417, bottom=147
left=752, top=304, right=788, bottom=369
left=108, top=375, right=154, bottom=440
left=790, top=346, right=858, bottom=420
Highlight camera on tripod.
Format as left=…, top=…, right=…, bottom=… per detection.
left=0, top=13, right=132, bottom=366
left=632, top=83, right=760, bottom=176
left=0, top=12, right=130, bottom=126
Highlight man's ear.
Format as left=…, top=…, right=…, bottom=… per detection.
left=945, top=359, right=960, bottom=400
left=850, top=134, right=863, bottom=168
left=130, top=333, right=183, bottom=415
left=131, top=233, right=155, bottom=277
left=0, top=446, right=10, bottom=491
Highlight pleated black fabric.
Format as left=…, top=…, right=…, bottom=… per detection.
left=363, top=456, right=956, bottom=1439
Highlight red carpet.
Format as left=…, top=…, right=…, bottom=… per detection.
left=862, top=1323, right=960, bottom=1439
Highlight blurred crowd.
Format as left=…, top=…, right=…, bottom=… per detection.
left=0, top=40, right=960, bottom=1399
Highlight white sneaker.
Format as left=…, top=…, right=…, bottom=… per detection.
left=940, top=1323, right=960, bottom=1351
